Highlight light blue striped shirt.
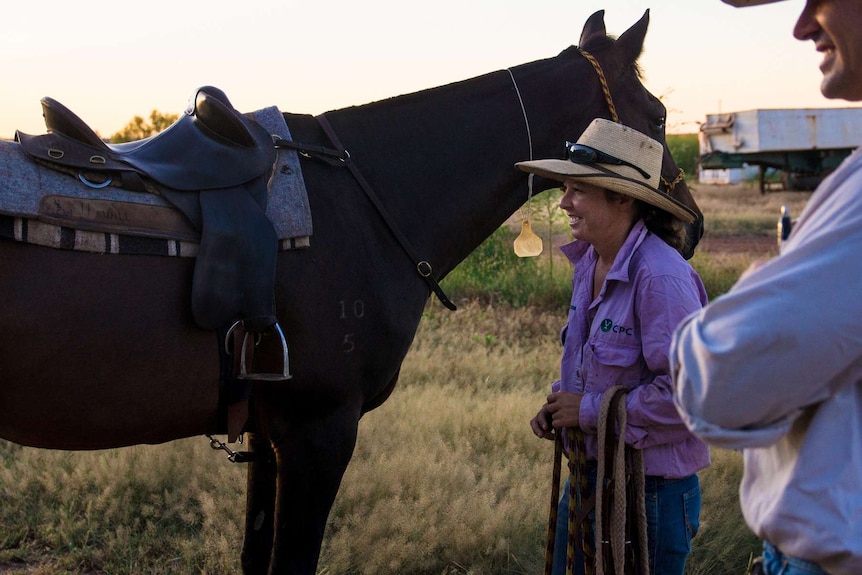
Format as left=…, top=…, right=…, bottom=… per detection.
left=672, top=148, right=862, bottom=575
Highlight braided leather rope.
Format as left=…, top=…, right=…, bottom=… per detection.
left=579, top=49, right=685, bottom=194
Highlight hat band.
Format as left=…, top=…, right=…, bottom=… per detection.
left=570, top=163, right=695, bottom=221
left=569, top=162, right=658, bottom=192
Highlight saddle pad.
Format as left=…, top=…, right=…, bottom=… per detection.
left=0, top=106, right=312, bottom=256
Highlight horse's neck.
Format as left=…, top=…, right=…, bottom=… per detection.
left=325, top=71, right=536, bottom=274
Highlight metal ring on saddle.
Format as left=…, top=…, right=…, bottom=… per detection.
left=77, top=173, right=113, bottom=189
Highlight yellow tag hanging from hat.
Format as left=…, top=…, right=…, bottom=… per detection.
left=514, top=173, right=543, bottom=257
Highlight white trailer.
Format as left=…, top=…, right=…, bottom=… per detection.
left=699, top=107, right=862, bottom=191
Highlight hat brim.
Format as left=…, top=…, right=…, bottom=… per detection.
left=516, top=159, right=696, bottom=224
left=721, top=0, right=786, bottom=6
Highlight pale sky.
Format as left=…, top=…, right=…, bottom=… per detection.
left=2, top=0, right=859, bottom=139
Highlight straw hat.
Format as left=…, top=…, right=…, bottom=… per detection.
left=515, top=118, right=696, bottom=223
left=721, top=0, right=785, bottom=6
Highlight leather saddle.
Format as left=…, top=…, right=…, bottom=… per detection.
left=16, top=86, right=289, bottom=381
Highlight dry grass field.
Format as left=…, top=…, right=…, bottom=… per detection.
left=0, top=181, right=814, bottom=574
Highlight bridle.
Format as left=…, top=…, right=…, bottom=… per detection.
left=508, top=49, right=685, bottom=200
left=579, top=49, right=686, bottom=194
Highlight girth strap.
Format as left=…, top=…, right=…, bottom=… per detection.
left=314, top=113, right=456, bottom=311
left=273, top=138, right=346, bottom=164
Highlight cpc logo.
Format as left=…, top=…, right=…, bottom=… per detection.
left=600, top=319, right=633, bottom=335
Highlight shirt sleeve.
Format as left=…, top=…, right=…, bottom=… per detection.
left=671, top=187, right=862, bottom=450
left=623, top=273, right=707, bottom=449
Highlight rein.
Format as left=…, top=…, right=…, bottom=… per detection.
left=544, top=388, right=648, bottom=575
left=579, top=49, right=685, bottom=195
left=275, top=118, right=457, bottom=311
left=277, top=71, right=544, bottom=312
left=315, top=113, right=458, bottom=311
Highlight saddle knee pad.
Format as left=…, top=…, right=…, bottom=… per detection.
left=191, top=183, right=278, bottom=331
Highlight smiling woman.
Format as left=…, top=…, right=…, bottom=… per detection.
left=519, top=118, right=710, bottom=575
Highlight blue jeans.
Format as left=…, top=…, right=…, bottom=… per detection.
left=551, top=464, right=701, bottom=575
left=760, top=541, right=829, bottom=575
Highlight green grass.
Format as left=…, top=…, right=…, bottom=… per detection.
left=0, top=303, right=758, bottom=575
left=440, top=227, right=572, bottom=311
left=0, top=182, right=802, bottom=574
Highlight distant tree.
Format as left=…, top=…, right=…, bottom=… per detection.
left=666, top=133, right=699, bottom=180
left=110, top=110, right=178, bottom=143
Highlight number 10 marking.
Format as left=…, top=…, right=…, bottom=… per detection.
left=338, top=300, right=365, bottom=320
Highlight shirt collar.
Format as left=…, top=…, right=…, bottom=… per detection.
left=559, top=220, right=649, bottom=285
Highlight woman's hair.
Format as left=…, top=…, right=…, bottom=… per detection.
left=603, top=190, right=686, bottom=252
left=636, top=200, right=686, bottom=251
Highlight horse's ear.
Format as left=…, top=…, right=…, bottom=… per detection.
left=615, top=9, right=650, bottom=64
left=578, top=10, right=607, bottom=49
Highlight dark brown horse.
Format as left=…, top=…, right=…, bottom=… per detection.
left=0, top=10, right=702, bottom=575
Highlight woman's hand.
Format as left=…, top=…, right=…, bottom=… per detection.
left=530, top=403, right=556, bottom=440
left=545, top=392, right=583, bottom=428
left=530, top=392, right=584, bottom=439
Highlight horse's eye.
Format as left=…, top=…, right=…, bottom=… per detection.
left=653, top=117, right=666, bottom=133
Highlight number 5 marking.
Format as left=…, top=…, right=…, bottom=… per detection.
left=342, top=334, right=355, bottom=353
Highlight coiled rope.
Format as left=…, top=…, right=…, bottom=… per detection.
left=544, top=387, right=648, bottom=575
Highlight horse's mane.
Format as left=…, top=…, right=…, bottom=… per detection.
left=576, top=35, right=644, bottom=80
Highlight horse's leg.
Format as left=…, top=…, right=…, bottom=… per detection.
left=265, top=402, right=360, bottom=575
left=241, top=432, right=278, bottom=575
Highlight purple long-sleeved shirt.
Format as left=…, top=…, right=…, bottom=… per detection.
left=553, top=220, right=710, bottom=478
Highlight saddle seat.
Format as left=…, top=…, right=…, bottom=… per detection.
left=19, top=86, right=275, bottom=193
left=15, top=86, right=289, bottom=384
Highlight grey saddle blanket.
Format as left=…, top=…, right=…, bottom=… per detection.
left=0, top=106, right=312, bottom=246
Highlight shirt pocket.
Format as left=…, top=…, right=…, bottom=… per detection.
left=586, top=343, right=643, bottom=391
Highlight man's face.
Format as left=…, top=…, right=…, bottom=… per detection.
left=793, top=0, right=862, bottom=101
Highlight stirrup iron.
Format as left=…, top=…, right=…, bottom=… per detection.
left=226, top=321, right=292, bottom=381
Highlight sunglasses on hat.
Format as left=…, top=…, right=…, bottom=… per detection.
left=564, top=141, right=651, bottom=180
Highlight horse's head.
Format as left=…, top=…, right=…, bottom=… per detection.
left=579, top=9, right=704, bottom=258
left=522, top=10, right=703, bottom=258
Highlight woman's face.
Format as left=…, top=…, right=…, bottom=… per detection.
left=558, top=179, right=628, bottom=246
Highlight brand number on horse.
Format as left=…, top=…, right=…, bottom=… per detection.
left=339, top=300, right=365, bottom=320
left=339, top=300, right=365, bottom=353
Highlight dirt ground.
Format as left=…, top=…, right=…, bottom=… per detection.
left=698, top=234, right=778, bottom=257
left=694, top=181, right=811, bottom=258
